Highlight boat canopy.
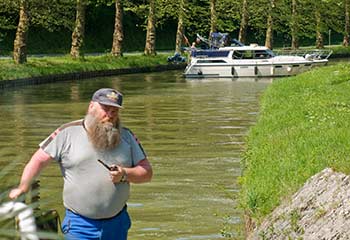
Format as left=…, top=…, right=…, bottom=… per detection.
left=196, top=33, right=245, bottom=49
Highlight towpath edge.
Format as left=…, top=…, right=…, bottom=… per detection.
left=0, top=63, right=186, bottom=89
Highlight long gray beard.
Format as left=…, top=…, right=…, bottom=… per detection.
left=85, top=113, right=121, bottom=151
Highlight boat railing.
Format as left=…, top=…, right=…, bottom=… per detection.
left=274, top=49, right=333, bottom=60
left=0, top=201, right=39, bottom=240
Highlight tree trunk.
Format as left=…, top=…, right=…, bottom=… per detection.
left=175, top=0, right=185, bottom=53
left=265, top=0, right=275, bottom=49
left=209, top=0, right=217, bottom=40
left=291, top=0, right=299, bottom=49
left=13, top=0, right=29, bottom=64
left=315, top=9, right=323, bottom=48
left=343, top=0, right=350, bottom=46
left=238, top=0, right=248, bottom=44
left=111, top=0, right=124, bottom=57
left=70, top=0, right=86, bottom=59
left=144, top=0, right=156, bottom=56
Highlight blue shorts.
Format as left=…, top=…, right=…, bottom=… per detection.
left=61, top=206, right=131, bottom=240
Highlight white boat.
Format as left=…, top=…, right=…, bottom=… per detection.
left=184, top=34, right=332, bottom=78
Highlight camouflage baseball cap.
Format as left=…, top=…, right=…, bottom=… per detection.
left=92, top=88, right=123, bottom=108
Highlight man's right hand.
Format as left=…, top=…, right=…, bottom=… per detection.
left=9, top=187, right=25, bottom=199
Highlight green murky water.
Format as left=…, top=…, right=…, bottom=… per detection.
left=0, top=70, right=269, bottom=239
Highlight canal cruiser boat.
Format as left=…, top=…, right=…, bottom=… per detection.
left=184, top=33, right=332, bottom=78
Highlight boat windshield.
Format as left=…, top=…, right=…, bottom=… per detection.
left=266, top=49, right=275, bottom=57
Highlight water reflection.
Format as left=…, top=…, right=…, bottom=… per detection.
left=0, top=71, right=269, bottom=239
left=185, top=77, right=274, bottom=83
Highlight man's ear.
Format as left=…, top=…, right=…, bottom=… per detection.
left=88, top=101, right=95, bottom=110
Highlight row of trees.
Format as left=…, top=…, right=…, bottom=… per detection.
left=1, top=0, right=349, bottom=64
left=192, top=0, right=349, bottom=50
left=0, top=0, right=158, bottom=64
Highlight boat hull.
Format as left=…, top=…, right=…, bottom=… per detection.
left=184, top=61, right=313, bottom=78
left=183, top=43, right=331, bottom=79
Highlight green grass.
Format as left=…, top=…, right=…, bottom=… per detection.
left=240, top=63, right=350, bottom=223
left=0, top=54, right=169, bottom=81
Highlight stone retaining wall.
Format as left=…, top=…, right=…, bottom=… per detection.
left=248, top=168, right=350, bottom=239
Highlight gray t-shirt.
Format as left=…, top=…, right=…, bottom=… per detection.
left=39, top=119, right=146, bottom=219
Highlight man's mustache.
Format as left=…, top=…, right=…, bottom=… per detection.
left=85, top=112, right=121, bottom=150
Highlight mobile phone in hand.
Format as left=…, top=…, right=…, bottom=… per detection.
left=98, top=159, right=118, bottom=171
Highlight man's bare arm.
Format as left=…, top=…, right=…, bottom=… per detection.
left=9, top=148, right=53, bottom=199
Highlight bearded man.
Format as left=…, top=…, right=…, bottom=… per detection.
left=9, top=88, right=153, bottom=240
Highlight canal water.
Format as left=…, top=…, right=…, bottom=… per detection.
left=0, top=70, right=270, bottom=239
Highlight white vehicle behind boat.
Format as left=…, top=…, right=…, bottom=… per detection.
left=184, top=33, right=332, bottom=79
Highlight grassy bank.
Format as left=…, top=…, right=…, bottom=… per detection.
left=0, top=54, right=170, bottom=81
left=240, top=62, right=350, bottom=224
left=0, top=45, right=349, bottom=82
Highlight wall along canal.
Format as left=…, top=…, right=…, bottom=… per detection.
left=0, top=71, right=269, bottom=239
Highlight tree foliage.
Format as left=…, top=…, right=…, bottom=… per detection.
left=29, top=0, right=75, bottom=31
left=0, top=0, right=348, bottom=56
left=1, top=0, right=76, bottom=31
left=0, top=0, right=18, bottom=31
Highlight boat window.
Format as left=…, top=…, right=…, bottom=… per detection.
left=232, top=50, right=253, bottom=59
left=232, top=51, right=243, bottom=59
left=242, top=51, right=253, bottom=59
left=197, top=60, right=227, bottom=63
left=254, top=50, right=273, bottom=59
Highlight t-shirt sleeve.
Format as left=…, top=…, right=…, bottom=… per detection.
left=126, top=129, right=147, bottom=166
left=39, top=128, right=67, bottom=162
